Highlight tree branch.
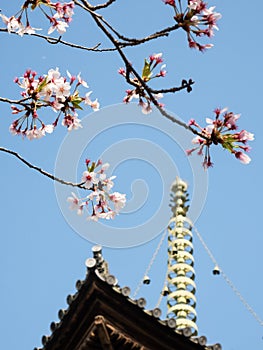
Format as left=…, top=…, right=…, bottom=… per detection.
left=0, top=96, right=31, bottom=105
left=86, top=12, right=206, bottom=138
left=89, top=0, right=117, bottom=11
left=98, top=17, right=178, bottom=45
left=0, top=3, right=206, bottom=141
left=0, top=147, right=86, bottom=189
left=74, top=1, right=179, bottom=47
left=149, top=79, right=194, bottom=94
left=0, top=28, right=117, bottom=52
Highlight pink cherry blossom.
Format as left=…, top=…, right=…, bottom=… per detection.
left=48, top=19, right=69, bottom=35
left=103, top=176, right=116, bottom=191
left=98, top=162, right=110, bottom=180
left=62, top=115, right=82, bottom=131
left=55, top=2, right=75, bottom=19
left=67, top=193, right=84, bottom=215
left=50, top=100, right=64, bottom=111
left=0, top=1, right=74, bottom=36
left=109, top=192, right=126, bottom=212
left=84, top=91, right=100, bottom=111
left=67, top=160, right=126, bottom=221
left=77, top=73, right=89, bottom=88
left=47, top=68, right=61, bottom=81
left=163, top=1, right=221, bottom=51
left=187, top=108, right=254, bottom=168
left=188, top=0, right=206, bottom=11
left=237, top=130, right=254, bottom=142
left=234, top=152, right=251, bottom=164
left=81, top=171, right=99, bottom=189
left=87, top=190, right=101, bottom=201
left=9, top=122, right=21, bottom=136
left=26, top=126, right=45, bottom=140
left=43, top=124, right=55, bottom=134
left=17, top=25, right=42, bottom=36
left=98, top=211, right=116, bottom=220
left=0, top=14, right=23, bottom=33
left=118, top=68, right=126, bottom=76
left=52, top=78, right=71, bottom=101
left=149, top=53, right=163, bottom=64
left=224, top=112, right=240, bottom=130
left=10, top=68, right=99, bottom=138
left=162, top=0, right=176, bottom=6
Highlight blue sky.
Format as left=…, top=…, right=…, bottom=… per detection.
left=0, top=1, right=263, bottom=349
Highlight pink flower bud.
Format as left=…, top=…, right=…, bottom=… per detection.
left=188, top=118, right=197, bottom=126
left=118, top=68, right=126, bottom=76
left=162, top=0, right=175, bottom=5
left=234, top=151, right=251, bottom=164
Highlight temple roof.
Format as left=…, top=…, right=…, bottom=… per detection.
left=34, top=247, right=222, bottom=350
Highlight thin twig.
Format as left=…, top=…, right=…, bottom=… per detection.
left=98, top=16, right=172, bottom=44
left=149, top=80, right=194, bottom=94
left=0, top=28, right=116, bottom=52
left=0, top=147, right=86, bottom=188
left=87, top=13, right=203, bottom=137
left=75, top=1, right=179, bottom=47
left=0, top=96, right=31, bottom=106
left=88, top=0, right=117, bottom=11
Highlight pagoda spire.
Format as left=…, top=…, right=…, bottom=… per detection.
left=166, top=177, right=198, bottom=335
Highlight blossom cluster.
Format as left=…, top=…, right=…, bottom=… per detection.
left=187, top=108, right=254, bottom=168
left=119, top=53, right=165, bottom=114
left=162, top=0, right=222, bottom=51
left=0, top=1, right=74, bottom=36
left=10, top=68, right=99, bottom=140
left=67, top=160, right=126, bottom=221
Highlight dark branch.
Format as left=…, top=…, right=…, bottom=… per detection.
left=0, top=96, right=31, bottom=106
left=0, top=28, right=117, bottom=52
left=149, top=79, right=195, bottom=94
left=91, top=0, right=117, bottom=10
left=86, top=13, right=208, bottom=139
left=75, top=1, right=180, bottom=47
left=0, top=147, right=86, bottom=189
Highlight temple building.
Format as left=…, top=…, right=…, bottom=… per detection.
left=34, top=179, right=222, bottom=350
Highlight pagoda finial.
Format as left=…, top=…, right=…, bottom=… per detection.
left=92, top=245, right=109, bottom=277
left=166, top=177, right=198, bottom=335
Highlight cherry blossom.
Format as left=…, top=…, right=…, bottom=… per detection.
left=48, top=19, right=68, bottom=35
left=62, top=114, right=82, bottom=131
left=84, top=92, right=100, bottom=111
left=119, top=53, right=165, bottom=114
left=81, top=171, right=99, bottom=189
left=186, top=108, right=254, bottom=168
left=77, top=74, right=89, bottom=88
left=237, top=130, right=254, bottom=142
left=68, top=160, right=126, bottom=221
left=162, top=0, right=221, bottom=51
left=54, top=1, right=75, bottom=20
left=0, top=14, right=23, bottom=33
left=103, top=176, right=117, bottom=191
left=26, top=126, right=45, bottom=140
left=67, top=192, right=84, bottom=216
left=9, top=68, right=99, bottom=138
left=109, top=192, right=127, bottom=213
left=162, top=0, right=176, bottom=6
left=234, top=152, right=251, bottom=165
left=0, top=1, right=74, bottom=36
left=52, top=78, right=71, bottom=101
left=17, top=25, right=41, bottom=36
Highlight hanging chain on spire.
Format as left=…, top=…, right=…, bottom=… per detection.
left=192, top=225, right=263, bottom=328
left=166, top=177, right=198, bottom=335
left=132, top=229, right=167, bottom=299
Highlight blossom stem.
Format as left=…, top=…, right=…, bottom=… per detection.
left=0, top=147, right=86, bottom=188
